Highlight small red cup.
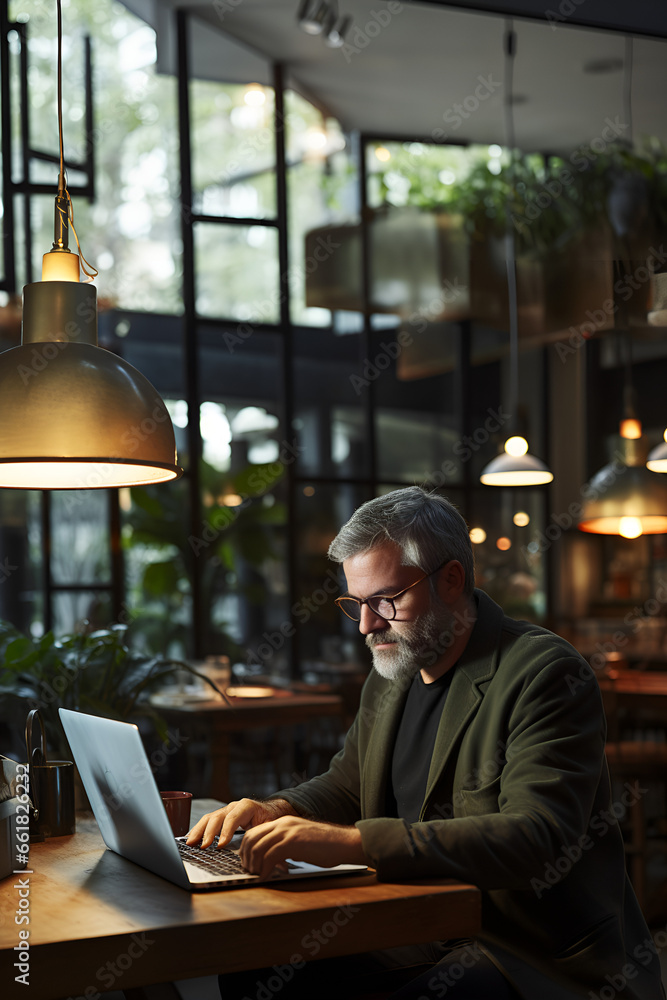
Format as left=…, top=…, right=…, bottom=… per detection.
left=160, top=790, right=193, bottom=837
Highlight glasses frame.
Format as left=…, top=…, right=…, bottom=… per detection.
left=335, top=560, right=449, bottom=622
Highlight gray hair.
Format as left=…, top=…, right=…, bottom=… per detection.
left=328, top=486, right=475, bottom=596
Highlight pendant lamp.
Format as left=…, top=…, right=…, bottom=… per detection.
left=647, top=430, right=667, bottom=473
left=480, top=23, right=553, bottom=489
left=0, top=1, right=182, bottom=490
left=578, top=433, right=667, bottom=537
left=579, top=344, right=667, bottom=536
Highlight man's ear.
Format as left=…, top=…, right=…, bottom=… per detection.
left=436, top=560, right=466, bottom=603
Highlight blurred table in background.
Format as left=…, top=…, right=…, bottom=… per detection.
left=598, top=669, right=667, bottom=919
left=149, top=687, right=344, bottom=801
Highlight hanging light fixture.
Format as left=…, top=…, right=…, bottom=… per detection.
left=578, top=40, right=667, bottom=533
left=579, top=339, right=667, bottom=535
left=480, top=23, right=553, bottom=489
left=0, top=0, right=182, bottom=491
left=578, top=433, right=667, bottom=537
left=647, top=429, right=667, bottom=472
left=324, top=4, right=352, bottom=48
left=297, top=0, right=330, bottom=35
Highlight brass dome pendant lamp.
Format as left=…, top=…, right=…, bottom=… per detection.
left=578, top=38, right=667, bottom=538
left=479, top=23, right=553, bottom=488
left=578, top=346, right=667, bottom=538
left=0, top=0, right=182, bottom=490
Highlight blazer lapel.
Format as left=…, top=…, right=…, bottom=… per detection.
left=422, top=590, right=505, bottom=806
left=361, top=676, right=410, bottom=817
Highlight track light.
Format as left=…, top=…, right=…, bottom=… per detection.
left=297, top=0, right=330, bottom=35
left=325, top=14, right=351, bottom=47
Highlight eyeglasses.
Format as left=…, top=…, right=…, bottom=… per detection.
left=335, top=560, right=448, bottom=622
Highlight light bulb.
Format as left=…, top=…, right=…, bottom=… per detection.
left=496, top=536, right=512, bottom=551
left=620, top=418, right=642, bottom=440
left=220, top=493, right=243, bottom=507
left=41, top=250, right=80, bottom=282
left=244, top=85, right=266, bottom=107
left=505, top=436, right=528, bottom=457
left=619, top=517, right=643, bottom=539
left=469, top=527, right=486, bottom=544
left=513, top=511, right=530, bottom=527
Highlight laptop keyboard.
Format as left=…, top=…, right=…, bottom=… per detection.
left=177, top=840, right=249, bottom=876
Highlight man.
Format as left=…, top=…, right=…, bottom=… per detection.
left=188, top=487, right=664, bottom=999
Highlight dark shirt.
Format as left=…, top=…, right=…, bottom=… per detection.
left=387, top=667, right=455, bottom=823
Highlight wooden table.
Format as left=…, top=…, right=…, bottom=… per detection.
left=597, top=672, right=667, bottom=915
left=150, top=688, right=345, bottom=801
left=597, top=669, right=667, bottom=740
left=0, top=802, right=481, bottom=1000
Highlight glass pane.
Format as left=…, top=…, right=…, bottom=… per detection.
left=365, top=141, right=493, bottom=211
left=122, top=476, right=192, bottom=658
left=52, top=590, right=112, bottom=635
left=204, top=479, right=288, bottom=674
left=293, top=326, right=371, bottom=478
left=294, top=482, right=371, bottom=679
left=194, top=222, right=279, bottom=322
left=0, top=491, right=34, bottom=633
left=12, top=0, right=182, bottom=313
left=372, top=323, right=462, bottom=485
left=51, top=491, right=111, bottom=585
left=190, top=80, right=276, bottom=220
left=286, top=90, right=356, bottom=327
left=195, top=328, right=287, bottom=667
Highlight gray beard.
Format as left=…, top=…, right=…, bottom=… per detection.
left=366, top=605, right=457, bottom=683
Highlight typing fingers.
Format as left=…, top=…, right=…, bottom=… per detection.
left=240, top=821, right=292, bottom=879
left=185, top=806, right=227, bottom=847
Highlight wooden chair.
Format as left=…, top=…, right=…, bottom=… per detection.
left=604, top=740, right=667, bottom=917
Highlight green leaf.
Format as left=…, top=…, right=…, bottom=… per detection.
left=129, top=488, right=164, bottom=518
left=3, top=637, right=36, bottom=666
left=142, top=560, right=181, bottom=597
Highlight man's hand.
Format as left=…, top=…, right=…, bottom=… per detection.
left=185, top=797, right=297, bottom=849
left=239, top=815, right=366, bottom=879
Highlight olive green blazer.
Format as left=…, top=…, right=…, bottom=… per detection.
left=278, top=590, right=665, bottom=999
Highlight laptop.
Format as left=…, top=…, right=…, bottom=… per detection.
left=59, top=708, right=367, bottom=891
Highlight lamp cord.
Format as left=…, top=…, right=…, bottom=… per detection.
left=624, top=35, right=633, bottom=148
left=57, top=0, right=65, bottom=197
left=53, top=0, right=98, bottom=281
left=504, top=19, right=519, bottom=434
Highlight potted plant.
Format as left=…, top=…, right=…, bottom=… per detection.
left=0, top=620, right=224, bottom=762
